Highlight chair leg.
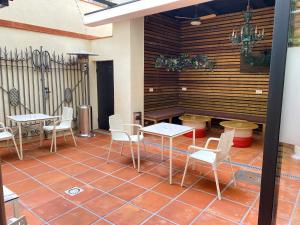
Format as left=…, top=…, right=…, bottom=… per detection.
left=161, top=136, right=164, bottom=161
left=228, top=157, right=236, bottom=186
left=106, top=139, right=113, bottom=163
left=50, top=132, right=54, bottom=153
left=54, top=130, right=57, bottom=152
left=63, top=131, right=67, bottom=142
left=12, top=137, right=21, bottom=160
left=70, top=128, right=77, bottom=147
left=120, top=142, right=124, bottom=156
left=129, top=141, right=136, bottom=169
left=142, top=140, right=146, bottom=152
left=137, top=142, right=141, bottom=173
left=181, top=156, right=190, bottom=187
left=213, top=168, right=222, bottom=200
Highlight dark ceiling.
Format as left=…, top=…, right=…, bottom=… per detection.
left=163, top=0, right=275, bottom=19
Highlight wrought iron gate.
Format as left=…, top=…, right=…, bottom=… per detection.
left=0, top=46, right=86, bottom=131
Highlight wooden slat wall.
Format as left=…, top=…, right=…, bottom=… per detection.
left=179, top=7, right=274, bottom=118
left=144, top=7, right=274, bottom=119
left=144, top=15, right=180, bottom=112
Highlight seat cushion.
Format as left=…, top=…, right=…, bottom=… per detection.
left=0, top=131, right=13, bottom=140
left=190, top=150, right=216, bottom=164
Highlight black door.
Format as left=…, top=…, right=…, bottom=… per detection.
left=96, top=61, right=114, bottom=130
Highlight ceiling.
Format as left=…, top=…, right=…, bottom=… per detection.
left=163, top=0, right=275, bottom=19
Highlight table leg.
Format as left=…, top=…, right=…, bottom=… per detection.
left=39, top=121, right=43, bottom=147
left=192, top=129, right=196, bottom=170
left=169, top=137, right=173, bottom=184
left=12, top=199, right=20, bottom=217
left=193, top=129, right=196, bottom=146
left=161, top=136, right=164, bottom=161
left=18, top=123, right=23, bottom=160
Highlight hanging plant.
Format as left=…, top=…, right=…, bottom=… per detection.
left=155, top=53, right=215, bottom=72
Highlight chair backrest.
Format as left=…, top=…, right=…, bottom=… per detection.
left=60, top=107, right=73, bottom=128
left=109, top=114, right=126, bottom=140
left=7, top=216, right=28, bottom=225
left=0, top=122, right=6, bottom=132
left=216, top=130, right=235, bottom=162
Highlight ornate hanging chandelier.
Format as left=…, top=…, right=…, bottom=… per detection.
left=230, top=0, right=265, bottom=56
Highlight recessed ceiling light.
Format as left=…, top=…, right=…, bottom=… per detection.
left=191, top=20, right=201, bottom=26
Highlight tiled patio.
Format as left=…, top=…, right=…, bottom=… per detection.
left=0, top=129, right=298, bottom=225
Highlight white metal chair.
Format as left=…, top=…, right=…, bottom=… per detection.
left=8, top=216, right=27, bottom=225
left=43, top=107, right=77, bottom=152
left=107, top=114, right=146, bottom=172
left=181, top=130, right=236, bottom=200
left=0, top=122, right=21, bottom=159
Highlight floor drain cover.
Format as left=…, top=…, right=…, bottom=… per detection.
left=234, top=170, right=261, bottom=186
left=65, top=187, right=84, bottom=196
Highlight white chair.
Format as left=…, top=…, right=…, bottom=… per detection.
left=0, top=122, right=21, bottom=159
left=181, top=130, right=236, bottom=200
left=43, top=107, right=77, bottom=152
left=107, top=114, right=146, bottom=172
left=8, top=216, right=27, bottom=225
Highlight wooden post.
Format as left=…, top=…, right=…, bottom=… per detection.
left=0, top=164, right=6, bottom=225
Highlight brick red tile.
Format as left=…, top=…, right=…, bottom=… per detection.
left=132, top=191, right=170, bottom=213
left=105, top=204, right=150, bottom=225
left=91, top=175, right=124, bottom=192
left=50, top=207, right=98, bottom=225
left=32, top=197, right=75, bottom=221
left=110, top=183, right=145, bottom=201
left=159, top=201, right=200, bottom=225
left=84, top=194, right=125, bottom=216
left=207, top=199, right=249, bottom=223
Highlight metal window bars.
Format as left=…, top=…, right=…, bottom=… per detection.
left=0, top=46, right=88, bottom=137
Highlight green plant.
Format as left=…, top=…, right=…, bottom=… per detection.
left=155, top=53, right=215, bottom=72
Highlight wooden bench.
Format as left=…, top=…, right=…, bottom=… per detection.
left=144, top=107, right=266, bottom=135
left=144, top=108, right=185, bottom=124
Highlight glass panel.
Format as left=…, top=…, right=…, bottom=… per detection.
left=290, top=0, right=300, bottom=46
left=276, top=0, right=300, bottom=224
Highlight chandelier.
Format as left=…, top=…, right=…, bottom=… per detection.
left=230, top=0, right=265, bottom=56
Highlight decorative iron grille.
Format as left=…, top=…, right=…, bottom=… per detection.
left=0, top=46, right=87, bottom=135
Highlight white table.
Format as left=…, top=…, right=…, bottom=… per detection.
left=3, top=186, right=19, bottom=218
left=141, top=122, right=195, bottom=184
left=7, top=114, right=56, bottom=159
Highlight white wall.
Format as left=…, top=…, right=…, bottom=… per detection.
left=280, top=47, right=300, bottom=146
left=90, top=17, right=144, bottom=130
left=0, top=0, right=144, bottom=131
left=0, top=27, right=91, bottom=54
left=0, top=0, right=112, bottom=38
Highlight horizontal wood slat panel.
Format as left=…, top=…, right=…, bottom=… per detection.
left=144, top=7, right=274, bottom=120
left=144, top=14, right=180, bottom=112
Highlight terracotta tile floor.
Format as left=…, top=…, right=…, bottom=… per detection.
left=0, top=129, right=297, bottom=225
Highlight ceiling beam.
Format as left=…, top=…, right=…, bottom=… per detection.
left=251, top=0, right=267, bottom=8
left=93, top=0, right=117, bottom=7
left=85, top=0, right=212, bottom=26
left=199, top=4, right=216, bottom=15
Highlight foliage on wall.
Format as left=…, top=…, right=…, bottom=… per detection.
left=155, top=53, right=215, bottom=72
